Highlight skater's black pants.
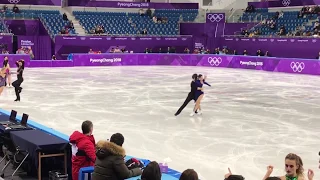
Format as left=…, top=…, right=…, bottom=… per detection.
left=12, top=79, right=23, bottom=100
left=175, top=92, right=195, bottom=115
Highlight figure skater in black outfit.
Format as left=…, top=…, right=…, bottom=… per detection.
left=174, top=74, right=199, bottom=116
left=12, top=60, right=24, bottom=102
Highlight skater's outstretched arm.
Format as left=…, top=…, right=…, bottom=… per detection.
left=203, top=81, right=211, bottom=86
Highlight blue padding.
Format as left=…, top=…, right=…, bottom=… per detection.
left=78, top=157, right=180, bottom=180
left=0, top=108, right=181, bottom=179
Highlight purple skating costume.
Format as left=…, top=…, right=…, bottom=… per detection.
left=195, top=80, right=211, bottom=101
left=0, top=76, right=5, bottom=87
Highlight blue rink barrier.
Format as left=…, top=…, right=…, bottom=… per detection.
left=0, top=109, right=181, bottom=180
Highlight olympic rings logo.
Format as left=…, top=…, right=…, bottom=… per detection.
left=8, top=0, right=20, bottom=3
left=290, top=62, right=305, bottom=73
left=282, top=0, right=291, bottom=6
left=207, top=14, right=224, bottom=23
left=208, top=57, right=222, bottom=66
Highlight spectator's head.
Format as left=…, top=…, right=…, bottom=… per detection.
left=179, top=169, right=198, bottom=180
left=265, top=177, right=281, bottom=180
left=81, top=120, right=93, bottom=135
left=4, top=56, right=8, bottom=61
left=141, top=161, right=161, bottom=180
left=110, top=133, right=124, bottom=147
left=285, top=153, right=304, bottom=177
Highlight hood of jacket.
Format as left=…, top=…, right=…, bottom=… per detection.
left=69, top=131, right=94, bottom=144
left=95, top=140, right=125, bottom=159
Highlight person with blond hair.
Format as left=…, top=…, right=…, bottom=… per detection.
left=263, top=153, right=314, bottom=180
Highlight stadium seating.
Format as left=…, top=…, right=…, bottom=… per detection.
left=73, top=9, right=198, bottom=35
left=1, top=10, right=76, bottom=37
left=0, top=21, right=7, bottom=33
left=241, top=8, right=318, bottom=36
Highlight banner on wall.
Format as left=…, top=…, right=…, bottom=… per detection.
left=20, top=39, right=34, bottom=49
left=68, top=0, right=198, bottom=9
left=67, top=54, right=320, bottom=75
left=219, top=37, right=320, bottom=59
left=248, top=0, right=320, bottom=8
left=54, top=35, right=193, bottom=59
left=206, top=13, right=225, bottom=23
left=3, top=0, right=61, bottom=5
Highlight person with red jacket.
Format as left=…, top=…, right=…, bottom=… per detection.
left=69, top=120, right=96, bottom=180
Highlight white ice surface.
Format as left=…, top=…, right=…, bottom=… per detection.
left=0, top=66, right=320, bottom=180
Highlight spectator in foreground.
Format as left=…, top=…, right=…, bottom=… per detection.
left=141, top=161, right=161, bottom=180
left=92, top=133, right=142, bottom=180
left=69, top=120, right=96, bottom=180
left=280, top=153, right=314, bottom=180
left=179, top=169, right=198, bottom=180
left=224, top=168, right=245, bottom=180
left=262, top=165, right=278, bottom=180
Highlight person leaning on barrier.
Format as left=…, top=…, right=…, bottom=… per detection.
left=69, top=120, right=96, bottom=180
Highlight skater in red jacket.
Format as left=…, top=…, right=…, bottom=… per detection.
left=69, top=120, right=96, bottom=180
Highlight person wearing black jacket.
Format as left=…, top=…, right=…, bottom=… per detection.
left=174, top=74, right=199, bottom=116
left=12, top=60, right=24, bottom=101
left=92, top=133, right=142, bottom=180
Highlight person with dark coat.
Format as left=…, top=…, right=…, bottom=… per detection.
left=92, top=133, right=142, bottom=180
left=69, top=120, right=96, bottom=180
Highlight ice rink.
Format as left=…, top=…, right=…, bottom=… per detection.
left=1, top=66, right=320, bottom=180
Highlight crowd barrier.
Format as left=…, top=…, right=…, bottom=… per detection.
left=3, top=54, right=319, bottom=76
left=0, top=108, right=182, bottom=180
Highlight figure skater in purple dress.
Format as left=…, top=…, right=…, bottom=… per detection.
left=0, top=68, right=6, bottom=95
left=175, top=74, right=211, bottom=116
left=3, top=56, right=11, bottom=87
left=190, top=74, right=209, bottom=116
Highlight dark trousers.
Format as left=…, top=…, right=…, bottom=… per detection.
left=12, top=79, right=23, bottom=100
left=175, top=92, right=195, bottom=116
